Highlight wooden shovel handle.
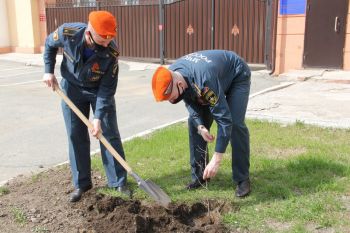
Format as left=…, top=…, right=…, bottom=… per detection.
left=55, top=85, right=132, bottom=173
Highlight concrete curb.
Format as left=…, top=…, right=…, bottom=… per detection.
left=84, top=82, right=296, bottom=160
left=246, top=113, right=350, bottom=129
left=1, top=75, right=347, bottom=187
left=0, top=117, right=189, bottom=187
left=0, top=82, right=293, bottom=187
left=249, top=82, right=295, bottom=99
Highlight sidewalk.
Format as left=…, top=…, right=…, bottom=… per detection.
left=1, top=53, right=350, bottom=129
left=247, top=69, right=350, bottom=129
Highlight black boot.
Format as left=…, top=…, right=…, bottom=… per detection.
left=235, top=179, right=251, bottom=197
left=69, top=184, right=92, bottom=202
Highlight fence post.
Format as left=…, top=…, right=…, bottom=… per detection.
left=159, top=0, right=165, bottom=64
left=264, top=0, right=273, bottom=70
left=211, top=0, right=215, bottom=49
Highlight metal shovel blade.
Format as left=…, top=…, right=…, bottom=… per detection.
left=130, top=172, right=171, bottom=207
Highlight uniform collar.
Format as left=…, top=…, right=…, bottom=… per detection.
left=82, top=29, right=112, bottom=59
left=95, top=46, right=111, bottom=58
left=179, top=77, right=197, bottom=103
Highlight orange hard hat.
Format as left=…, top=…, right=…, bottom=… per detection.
left=89, top=11, right=117, bottom=39
left=152, top=67, right=173, bottom=101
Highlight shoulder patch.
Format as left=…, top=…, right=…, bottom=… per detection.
left=53, top=29, right=59, bottom=41
left=109, top=45, right=120, bottom=59
left=202, top=87, right=218, bottom=106
left=192, top=83, right=202, bottom=97
left=112, top=62, right=119, bottom=77
left=62, top=27, right=79, bottom=36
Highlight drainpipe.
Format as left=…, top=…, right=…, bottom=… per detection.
left=159, top=0, right=165, bottom=64
left=264, top=0, right=273, bottom=71
left=270, top=0, right=278, bottom=75
left=266, top=0, right=278, bottom=75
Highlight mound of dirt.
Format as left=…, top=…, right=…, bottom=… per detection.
left=75, top=195, right=228, bottom=233
left=0, top=165, right=232, bottom=233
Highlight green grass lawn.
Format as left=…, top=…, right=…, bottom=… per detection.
left=92, top=120, right=350, bottom=233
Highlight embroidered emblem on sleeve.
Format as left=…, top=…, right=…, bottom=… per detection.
left=202, top=87, right=218, bottom=106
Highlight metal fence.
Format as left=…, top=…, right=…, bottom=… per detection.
left=46, top=0, right=277, bottom=67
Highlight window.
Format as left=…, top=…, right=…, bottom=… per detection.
left=73, top=0, right=97, bottom=7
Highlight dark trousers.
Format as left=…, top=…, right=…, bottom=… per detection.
left=61, top=79, right=126, bottom=189
left=188, top=72, right=251, bottom=184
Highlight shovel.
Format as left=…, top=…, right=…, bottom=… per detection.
left=54, top=85, right=171, bottom=207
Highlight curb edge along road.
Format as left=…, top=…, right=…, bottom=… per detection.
left=0, top=82, right=292, bottom=187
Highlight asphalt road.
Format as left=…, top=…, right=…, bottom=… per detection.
left=0, top=60, right=279, bottom=184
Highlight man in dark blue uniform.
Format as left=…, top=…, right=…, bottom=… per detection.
left=152, top=50, right=251, bottom=197
left=43, top=11, right=130, bottom=202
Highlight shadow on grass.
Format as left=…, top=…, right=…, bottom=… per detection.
left=140, top=156, right=348, bottom=205
left=129, top=167, right=236, bottom=201
left=249, top=156, right=348, bottom=202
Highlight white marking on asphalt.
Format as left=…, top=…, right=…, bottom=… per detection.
left=0, top=80, right=43, bottom=87
left=0, top=66, right=33, bottom=72
left=0, top=77, right=62, bottom=87
left=0, top=70, right=43, bottom=79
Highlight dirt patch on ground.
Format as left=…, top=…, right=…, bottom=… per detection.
left=0, top=165, right=232, bottom=233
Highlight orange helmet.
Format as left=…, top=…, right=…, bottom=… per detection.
left=89, top=11, right=117, bottom=39
left=152, top=67, right=173, bottom=101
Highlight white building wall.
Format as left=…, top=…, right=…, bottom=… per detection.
left=0, top=0, right=10, bottom=47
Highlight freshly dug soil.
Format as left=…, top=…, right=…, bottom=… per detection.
left=0, top=165, right=233, bottom=233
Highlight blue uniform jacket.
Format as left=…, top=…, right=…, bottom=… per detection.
left=43, top=22, right=120, bottom=120
left=169, top=50, right=251, bottom=153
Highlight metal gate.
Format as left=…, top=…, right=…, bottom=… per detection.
left=46, top=0, right=277, bottom=67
